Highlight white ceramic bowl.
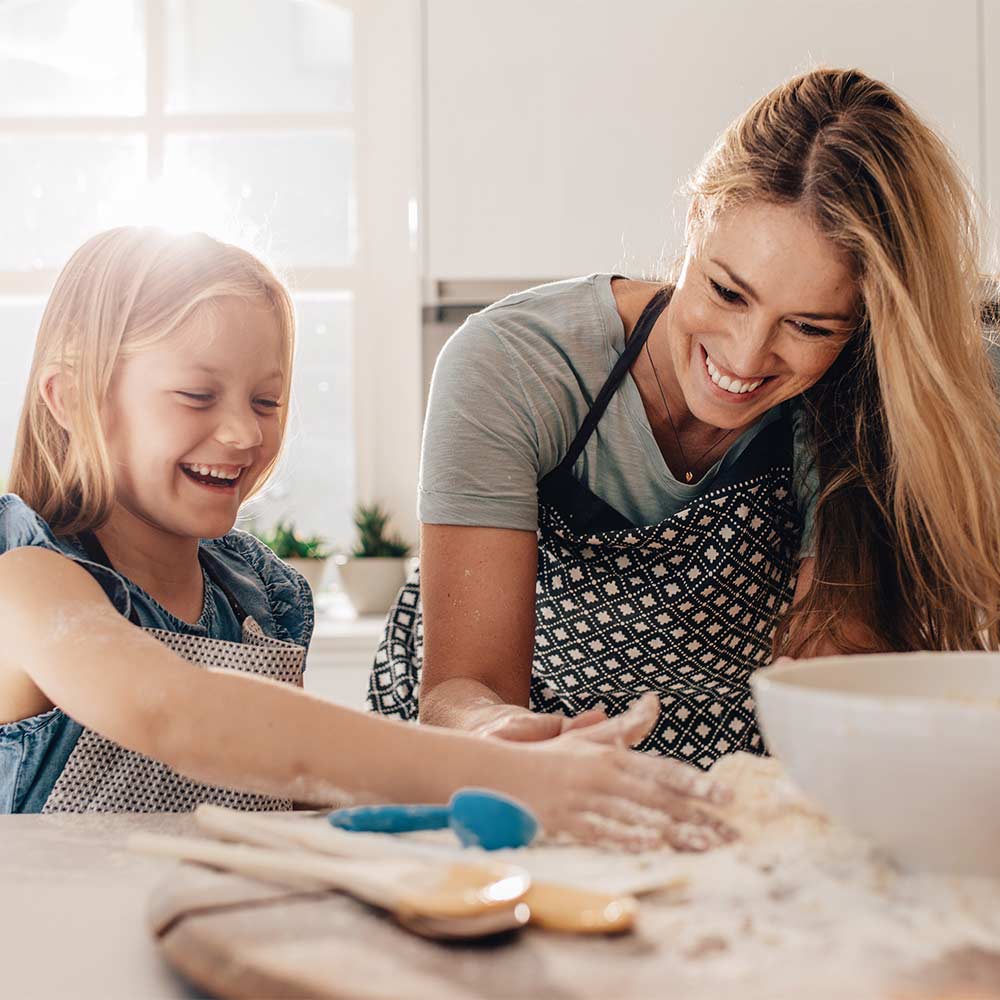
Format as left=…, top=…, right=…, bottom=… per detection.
left=751, top=652, right=1000, bottom=875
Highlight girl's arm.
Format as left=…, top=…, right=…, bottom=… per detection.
left=418, top=523, right=608, bottom=739
left=0, top=546, right=733, bottom=849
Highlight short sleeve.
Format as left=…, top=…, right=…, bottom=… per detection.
left=0, top=494, right=133, bottom=618
left=418, top=317, right=543, bottom=531
left=790, top=407, right=819, bottom=560
left=205, top=530, right=315, bottom=652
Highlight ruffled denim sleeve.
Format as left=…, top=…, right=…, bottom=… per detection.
left=202, top=529, right=315, bottom=652
left=0, top=494, right=132, bottom=617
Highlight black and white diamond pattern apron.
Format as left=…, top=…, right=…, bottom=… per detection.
left=42, top=533, right=304, bottom=813
left=369, top=289, right=800, bottom=770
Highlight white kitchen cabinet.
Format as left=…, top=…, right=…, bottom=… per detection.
left=424, top=0, right=984, bottom=282
left=985, top=0, right=1000, bottom=267
left=303, top=612, right=384, bottom=708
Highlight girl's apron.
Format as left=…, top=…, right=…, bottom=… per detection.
left=369, top=289, right=801, bottom=770
left=42, top=533, right=305, bottom=813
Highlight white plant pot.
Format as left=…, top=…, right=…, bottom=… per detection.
left=284, top=557, right=329, bottom=595
left=335, top=556, right=408, bottom=615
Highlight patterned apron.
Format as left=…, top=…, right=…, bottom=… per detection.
left=42, top=533, right=305, bottom=813
left=369, top=289, right=801, bottom=770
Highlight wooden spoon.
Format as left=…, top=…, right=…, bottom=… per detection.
left=129, top=832, right=530, bottom=940
left=195, top=805, right=638, bottom=934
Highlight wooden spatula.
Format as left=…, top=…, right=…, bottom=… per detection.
left=129, top=832, right=530, bottom=941
left=195, top=805, right=638, bottom=934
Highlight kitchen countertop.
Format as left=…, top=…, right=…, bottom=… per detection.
left=5, top=756, right=1000, bottom=999
left=3, top=812, right=202, bottom=999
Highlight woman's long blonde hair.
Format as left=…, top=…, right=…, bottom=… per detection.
left=9, top=227, right=295, bottom=536
left=686, top=67, right=1000, bottom=653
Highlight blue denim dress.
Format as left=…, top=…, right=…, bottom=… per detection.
left=0, top=494, right=315, bottom=813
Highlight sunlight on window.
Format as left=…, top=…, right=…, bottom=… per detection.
left=101, top=172, right=261, bottom=247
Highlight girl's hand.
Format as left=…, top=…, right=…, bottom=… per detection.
left=508, top=693, right=738, bottom=852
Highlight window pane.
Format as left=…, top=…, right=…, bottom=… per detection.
left=0, top=0, right=144, bottom=116
left=163, top=132, right=354, bottom=269
left=0, top=298, right=45, bottom=487
left=241, top=293, right=355, bottom=549
left=166, top=0, right=352, bottom=114
left=0, top=135, right=146, bottom=271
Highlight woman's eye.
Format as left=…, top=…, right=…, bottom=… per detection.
left=790, top=321, right=834, bottom=338
left=255, top=399, right=282, bottom=411
left=710, top=279, right=744, bottom=304
left=177, top=391, right=213, bottom=402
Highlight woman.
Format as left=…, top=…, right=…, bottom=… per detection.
left=369, top=68, right=1000, bottom=769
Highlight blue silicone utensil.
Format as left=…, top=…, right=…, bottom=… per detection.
left=327, top=788, right=538, bottom=850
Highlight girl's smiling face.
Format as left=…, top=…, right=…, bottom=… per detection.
left=665, top=200, right=860, bottom=430
left=103, top=295, right=287, bottom=541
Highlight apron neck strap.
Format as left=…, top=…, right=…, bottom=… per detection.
left=554, top=284, right=671, bottom=476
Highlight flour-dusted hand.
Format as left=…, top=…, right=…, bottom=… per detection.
left=503, top=693, right=738, bottom=852
left=469, top=704, right=608, bottom=741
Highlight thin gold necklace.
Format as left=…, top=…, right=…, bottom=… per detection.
left=644, top=338, right=736, bottom=483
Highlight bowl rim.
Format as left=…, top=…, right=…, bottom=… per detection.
left=752, top=650, right=1000, bottom=718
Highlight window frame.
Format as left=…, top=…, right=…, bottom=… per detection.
left=0, top=0, right=423, bottom=544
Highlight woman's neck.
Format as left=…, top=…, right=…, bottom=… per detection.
left=94, top=507, right=204, bottom=623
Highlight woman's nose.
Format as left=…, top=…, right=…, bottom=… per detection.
left=725, top=319, right=778, bottom=376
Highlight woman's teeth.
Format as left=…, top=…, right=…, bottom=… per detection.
left=704, top=353, right=764, bottom=395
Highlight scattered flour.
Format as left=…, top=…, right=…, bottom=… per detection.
left=376, top=752, right=1000, bottom=997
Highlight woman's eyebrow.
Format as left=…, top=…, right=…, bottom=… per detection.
left=708, top=256, right=855, bottom=322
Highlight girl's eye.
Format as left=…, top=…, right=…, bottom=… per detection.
left=255, top=399, right=282, bottom=410
left=177, top=391, right=213, bottom=402
left=710, top=279, right=744, bottom=304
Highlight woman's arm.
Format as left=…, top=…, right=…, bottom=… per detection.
left=0, top=546, right=730, bottom=848
left=418, top=523, right=606, bottom=739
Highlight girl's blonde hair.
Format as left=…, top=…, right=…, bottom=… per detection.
left=9, top=227, right=295, bottom=536
left=686, top=67, right=1000, bottom=653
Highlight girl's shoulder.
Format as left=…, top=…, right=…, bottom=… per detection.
left=0, top=493, right=62, bottom=552
left=201, top=529, right=316, bottom=649
left=0, top=494, right=133, bottom=616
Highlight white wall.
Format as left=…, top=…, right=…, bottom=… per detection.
left=423, top=0, right=988, bottom=283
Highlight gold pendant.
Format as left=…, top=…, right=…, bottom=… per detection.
left=685, top=471, right=693, bottom=483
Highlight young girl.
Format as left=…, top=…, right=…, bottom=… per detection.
left=0, top=226, right=731, bottom=850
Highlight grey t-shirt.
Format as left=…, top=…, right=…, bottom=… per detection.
left=419, top=274, right=817, bottom=556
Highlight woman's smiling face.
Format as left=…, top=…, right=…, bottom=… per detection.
left=665, top=200, right=860, bottom=430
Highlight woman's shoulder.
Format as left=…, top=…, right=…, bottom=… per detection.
left=439, top=274, right=622, bottom=394
left=202, top=529, right=315, bottom=648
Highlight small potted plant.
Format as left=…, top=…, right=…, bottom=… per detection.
left=336, top=503, right=412, bottom=615
left=256, top=520, right=330, bottom=594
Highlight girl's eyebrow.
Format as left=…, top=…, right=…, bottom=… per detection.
left=707, top=256, right=855, bottom=322
left=187, top=363, right=284, bottom=380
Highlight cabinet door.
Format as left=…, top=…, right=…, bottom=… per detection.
left=986, top=0, right=1000, bottom=268
left=425, top=0, right=983, bottom=280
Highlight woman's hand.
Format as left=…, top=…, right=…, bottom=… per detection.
left=467, top=703, right=609, bottom=741
left=505, top=693, right=738, bottom=852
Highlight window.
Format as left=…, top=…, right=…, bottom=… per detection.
left=0, top=0, right=422, bottom=550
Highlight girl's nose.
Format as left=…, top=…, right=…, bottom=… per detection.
left=216, top=407, right=264, bottom=450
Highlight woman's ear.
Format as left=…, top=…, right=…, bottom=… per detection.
left=39, top=366, right=76, bottom=432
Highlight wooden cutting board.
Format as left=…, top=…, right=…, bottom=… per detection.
left=149, top=861, right=1000, bottom=1000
